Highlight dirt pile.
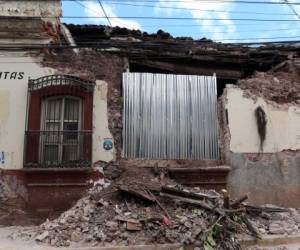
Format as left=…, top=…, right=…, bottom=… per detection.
left=16, top=167, right=299, bottom=249
left=239, top=60, right=300, bottom=104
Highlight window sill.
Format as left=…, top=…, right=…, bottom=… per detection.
left=21, top=167, right=93, bottom=173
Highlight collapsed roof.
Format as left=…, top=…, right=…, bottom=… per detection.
left=66, top=24, right=300, bottom=81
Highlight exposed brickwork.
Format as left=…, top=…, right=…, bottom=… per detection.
left=40, top=50, right=125, bottom=159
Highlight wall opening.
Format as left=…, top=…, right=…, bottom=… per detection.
left=122, top=72, right=219, bottom=160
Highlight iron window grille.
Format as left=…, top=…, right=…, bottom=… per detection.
left=24, top=75, right=95, bottom=168
left=28, top=75, right=95, bottom=92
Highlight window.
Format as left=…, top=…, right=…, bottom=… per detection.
left=41, top=96, right=82, bottom=163
left=24, top=75, right=95, bottom=168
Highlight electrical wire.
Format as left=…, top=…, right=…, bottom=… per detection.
left=138, top=22, right=299, bottom=27
left=59, top=16, right=300, bottom=21
left=96, top=1, right=296, bottom=16
left=66, top=35, right=300, bottom=41
left=64, top=0, right=300, bottom=5
left=171, top=28, right=299, bottom=35
left=0, top=36, right=300, bottom=49
left=1, top=0, right=299, bottom=44
left=97, top=0, right=112, bottom=26
left=70, top=0, right=300, bottom=31
left=284, top=0, right=300, bottom=19
left=74, top=0, right=137, bottom=29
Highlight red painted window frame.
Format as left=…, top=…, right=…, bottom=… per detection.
left=25, top=85, right=93, bottom=167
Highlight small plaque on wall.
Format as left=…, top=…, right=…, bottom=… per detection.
left=103, top=138, right=113, bottom=151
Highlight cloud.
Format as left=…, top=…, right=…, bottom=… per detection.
left=155, top=0, right=237, bottom=41
left=84, top=2, right=141, bottom=30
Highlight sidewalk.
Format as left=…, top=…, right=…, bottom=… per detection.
left=0, top=227, right=182, bottom=250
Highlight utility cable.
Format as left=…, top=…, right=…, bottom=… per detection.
left=64, top=0, right=300, bottom=5
left=97, top=0, right=112, bottom=26
left=139, top=22, right=299, bottom=27
left=284, top=0, right=300, bottom=19
left=4, top=15, right=300, bottom=22
left=70, top=28, right=299, bottom=36
left=1, top=36, right=300, bottom=49
left=99, top=1, right=296, bottom=16
left=58, top=16, right=300, bottom=21
left=74, top=0, right=137, bottom=29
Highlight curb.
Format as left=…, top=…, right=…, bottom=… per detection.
left=240, top=234, right=300, bottom=248
left=35, top=243, right=183, bottom=250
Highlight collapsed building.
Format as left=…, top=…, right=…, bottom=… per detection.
left=0, top=0, right=300, bottom=225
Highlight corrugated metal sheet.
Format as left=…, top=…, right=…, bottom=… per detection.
left=123, top=72, right=219, bottom=160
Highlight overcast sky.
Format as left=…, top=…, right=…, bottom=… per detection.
left=62, top=0, right=300, bottom=43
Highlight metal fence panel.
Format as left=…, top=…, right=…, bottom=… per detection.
left=123, top=72, right=219, bottom=160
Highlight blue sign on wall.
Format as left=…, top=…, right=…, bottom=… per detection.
left=103, top=138, right=113, bottom=151
left=0, top=152, right=5, bottom=164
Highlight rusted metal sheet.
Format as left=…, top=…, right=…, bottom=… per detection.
left=123, top=72, right=219, bottom=160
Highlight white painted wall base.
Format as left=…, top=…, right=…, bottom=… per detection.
left=92, top=80, right=116, bottom=163
left=0, top=55, right=116, bottom=169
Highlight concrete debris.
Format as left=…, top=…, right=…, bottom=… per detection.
left=35, top=231, right=49, bottom=242
left=125, top=219, right=142, bottom=231
left=16, top=167, right=300, bottom=249
left=251, top=211, right=300, bottom=236
left=239, top=60, right=300, bottom=104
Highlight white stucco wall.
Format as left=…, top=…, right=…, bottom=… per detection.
left=225, top=85, right=300, bottom=153
left=92, top=80, right=116, bottom=163
left=0, top=53, right=55, bottom=169
left=0, top=53, right=116, bottom=169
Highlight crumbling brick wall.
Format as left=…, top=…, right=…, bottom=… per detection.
left=239, top=60, right=300, bottom=105
left=222, top=59, right=300, bottom=206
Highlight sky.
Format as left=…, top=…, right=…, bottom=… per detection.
left=62, top=0, right=300, bottom=43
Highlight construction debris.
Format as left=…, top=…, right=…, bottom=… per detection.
left=239, top=60, right=300, bottom=104
left=14, top=167, right=300, bottom=249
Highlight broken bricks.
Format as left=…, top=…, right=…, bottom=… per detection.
left=115, top=217, right=142, bottom=231
left=126, top=219, right=142, bottom=231
left=18, top=167, right=300, bottom=249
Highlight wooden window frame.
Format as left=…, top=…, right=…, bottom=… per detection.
left=24, top=77, right=94, bottom=168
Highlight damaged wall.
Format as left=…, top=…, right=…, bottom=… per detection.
left=0, top=0, right=61, bottom=17
left=0, top=51, right=119, bottom=221
left=0, top=53, right=55, bottom=169
left=0, top=0, right=62, bottom=44
left=0, top=51, right=120, bottom=169
left=93, top=80, right=116, bottom=163
left=225, top=85, right=300, bottom=153
left=223, top=76, right=300, bottom=207
left=41, top=51, right=124, bottom=159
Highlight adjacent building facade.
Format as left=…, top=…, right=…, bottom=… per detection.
left=0, top=0, right=300, bottom=220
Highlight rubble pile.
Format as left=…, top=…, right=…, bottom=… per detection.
left=250, top=207, right=300, bottom=236
left=239, top=61, right=300, bottom=104
left=17, top=167, right=300, bottom=249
